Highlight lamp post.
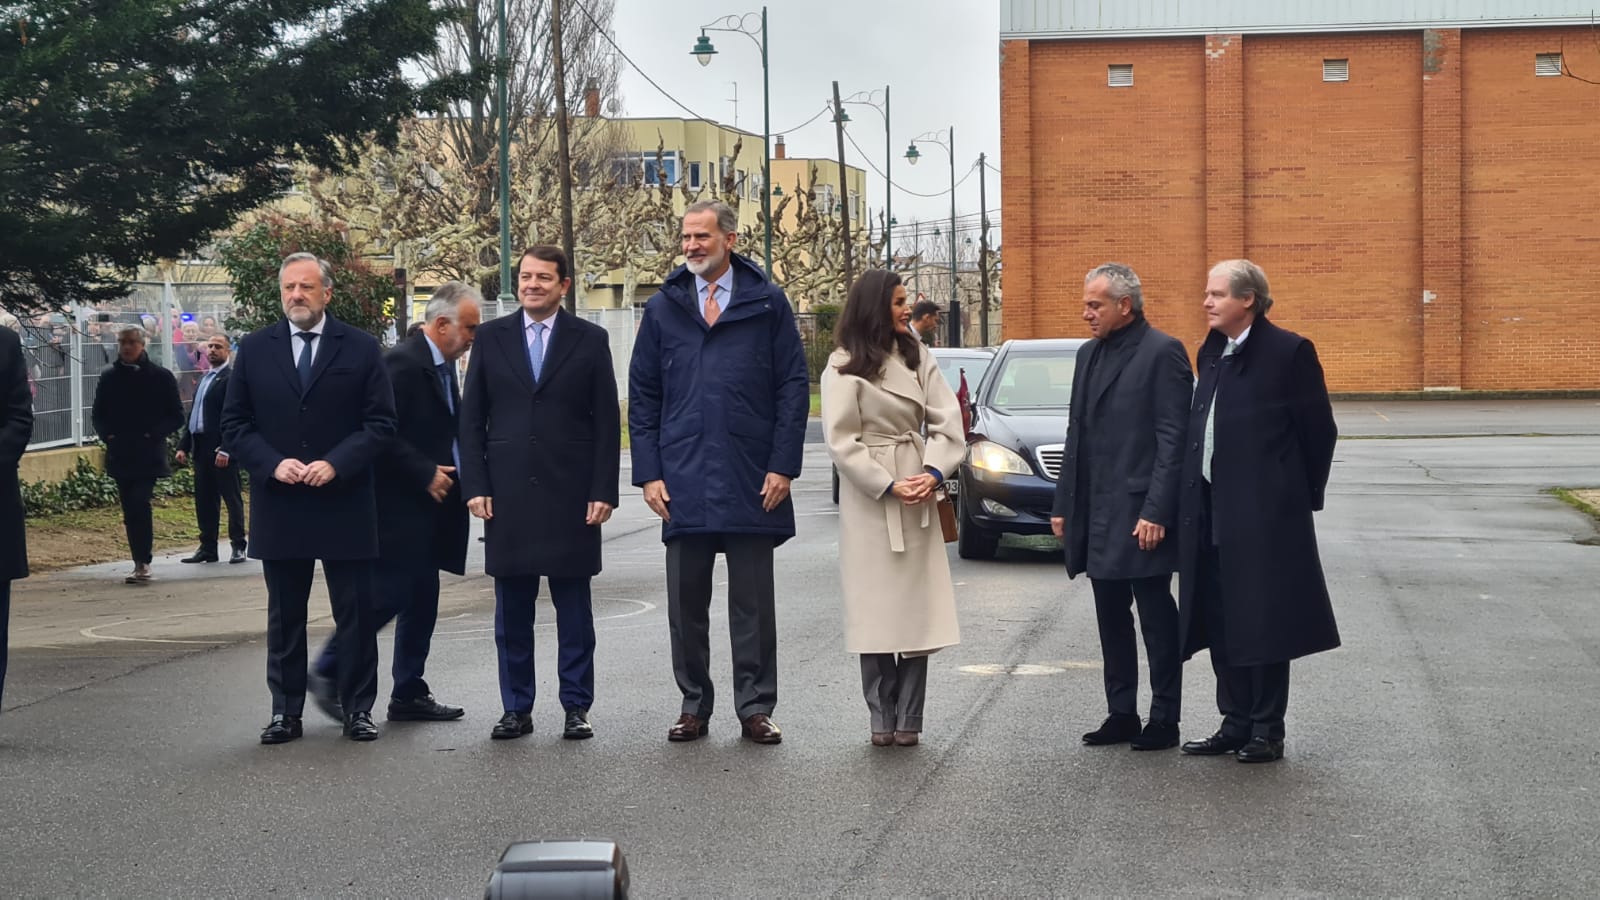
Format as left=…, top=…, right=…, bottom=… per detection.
left=839, top=86, right=892, bottom=265
left=495, top=0, right=513, bottom=313
left=691, top=6, right=773, bottom=279
left=907, top=127, right=958, bottom=346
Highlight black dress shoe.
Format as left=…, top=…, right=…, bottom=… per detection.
left=343, top=711, right=380, bottom=741
left=1130, top=720, right=1180, bottom=751
left=491, top=711, right=533, bottom=740
left=229, top=545, right=248, bottom=564
left=1181, top=731, right=1249, bottom=756
left=1236, top=736, right=1285, bottom=763
left=180, top=546, right=218, bottom=564
left=1082, top=713, right=1142, bottom=745
left=387, top=694, right=465, bottom=722
left=563, top=708, right=594, bottom=740
left=260, top=714, right=303, bottom=745
left=307, top=669, right=343, bottom=722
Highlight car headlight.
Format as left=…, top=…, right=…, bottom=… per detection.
left=968, top=440, right=1033, bottom=476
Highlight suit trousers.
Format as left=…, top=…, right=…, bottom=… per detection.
left=1197, top=486, right=1291, bottom=740
left=0, top=579, right=10, bottom=710
left=314, top=557, right=441, bottom=702
left=262, top=558, right=379, bottom=716
left=493, top=575, right=596, bottom=714
left=1090, top=574, right=1182, bottom=724
left=665, top=533, right=778, bottom=721
left=190, top=434, right=245, bottom=551
left=116, top=477, right=156, bottom=565
left=860, top=653, right=928, bottom=733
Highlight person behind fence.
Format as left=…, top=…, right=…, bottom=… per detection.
left=0, top=323, right=34, bottom=714
left=1177, top=259, right=1339, bottom=764
left=460, top=248, right=620, bottom=741
left=1049, top=263, right=1193, bottom=751
left=628, top=200, right=809, bottom=745
left=90, top=326, right=184, bottom=586
left=309, top=280, right=482, bottom=728
left=221, top=252, right=397, bottom=745
left=821, top=270, right=965, bottom=747
left=176, top=333, right=247, bottom=565
left=909, top=299, right=941, bottom=346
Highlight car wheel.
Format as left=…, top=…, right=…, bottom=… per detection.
left=831, top=466, right=840, bottom=504
left=956, top=493, right=998, bottom=560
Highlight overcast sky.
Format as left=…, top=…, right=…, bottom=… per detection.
left=608, top=0, right=1002, bottom=244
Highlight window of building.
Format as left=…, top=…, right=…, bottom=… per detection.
left=816, top=184, right=836, bottom=214
left=1536, top=53, right=1562, bottom=77
left=1323, top=58, right=1349, bottom=82
left=688, top=161, right=702, bottom=190
left=850, top=191, right=860, bottom=219
left=719, top=155, right=733, bottom=190
left=1108, top=64, right=1133, bottom=88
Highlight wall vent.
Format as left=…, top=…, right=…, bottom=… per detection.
left=1535, top=53, right=1562, bottom=77
left=1108, top=64, right=1133, bottom=87
left=1323, top=58, right=1349, bottom=82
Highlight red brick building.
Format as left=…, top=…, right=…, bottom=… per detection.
left=999, top=3, right=1600, bottom=392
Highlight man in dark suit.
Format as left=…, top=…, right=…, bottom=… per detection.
left=628, top=201, right=810, bottom=745
left=1177, top=259, right=1339, bottom=764
left=221, top=252, right=397, bottom=745
left=460, top=246, right=619, bottom=741
left=910, top=299, right=941, bottom=347
left=91, top=325, right=184, bottom=585
left=1051, top=263, right=1193, bottom=751
left=176, top=333, right=247, bottom=564
left=308, top=281, right=480, bottom=725
left=0, top=324, right=33, bottom=713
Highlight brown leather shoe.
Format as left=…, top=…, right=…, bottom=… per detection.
left=667, top=713, right=708, bottom=742
left=871, top=732, right=894, bottom=747
left=893, top=731, right=919, bottom=746
left=740, top=713, right=783, bottom=744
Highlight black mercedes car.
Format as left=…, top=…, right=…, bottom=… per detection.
left=954, top=338, right=1086, bottom=559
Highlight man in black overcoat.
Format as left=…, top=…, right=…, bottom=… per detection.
left=220, top=253, right=397, bottom=745
left=91, top=325, right=184, bottom=585
left=309, top=281, right=480, bottom=725
left=1051, top=263, right=1193, bottom=751
left=176, top=333, right=247, bottom=564
left=1177, top=259, right=1339, bottom=764
left=459, top=246, right=620, bottom=741
left=0, top=325, right=33, bottom=713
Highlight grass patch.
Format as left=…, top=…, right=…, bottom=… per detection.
left=810, top=386, right=821, bottom=418
left=27, top=496, right=212, bottom=572
left=1549, top=487, right=1600, bottom=526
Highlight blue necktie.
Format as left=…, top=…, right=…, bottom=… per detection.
left=527, top=322, right=546, bottom=382
left=295, top=331, right=316, bottom=390
left=189, top=371, right=214, bottom=432
left=435, top=361, right=455, bottom=415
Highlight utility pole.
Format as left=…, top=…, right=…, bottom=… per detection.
left=551, top=0, right=578, bottom=312
left=977, top=152, right=991, bottom=345
left=496, top=0, right=513, bottom=314
left=831, top=81, right=854, bottom=288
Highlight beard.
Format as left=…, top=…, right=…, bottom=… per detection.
left=685, top=248, right=725, bottom=276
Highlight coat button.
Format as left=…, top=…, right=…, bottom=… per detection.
left=300, top=406, right=308, bottom=412
left=1191, top=442, right=1200, bottom=450
left=1188, top=479, right=1196, bottom=487
left=1184, top=517, right=1192, bottom=526
left=300, top=441, right=309, bottom=448
left=529, top=477, right=538, bottom=485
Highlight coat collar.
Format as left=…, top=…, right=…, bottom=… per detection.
left=661, top=253, right=773, bottom=332
left=491, top=307, right=577, bottom=395
left=1087, top=317, right=1150, bottom=409
left=1201, top=314, right=1273, bottom=375
left=267, top=315, right=346, bottom=397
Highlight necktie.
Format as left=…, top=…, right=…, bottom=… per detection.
left=704, top=283, right=721, bottom=327
left=435, top=361, right=455, bottom=415
left=189, top=371, right=213, bottom=432
left=295, top=331, right=316, bottom=390
left=527, top=322, right=546, bottom=382
left=1201, top=339, right=1239, bottom=483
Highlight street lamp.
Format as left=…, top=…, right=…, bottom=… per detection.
left=907, top=127, right=958, bottom=346
left=690, top=7, right=773, bottom=279
left=841, top=87, right=892, bottom=263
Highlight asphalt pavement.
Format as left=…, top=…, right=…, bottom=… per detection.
left=1, top=400, right=1597, bottom=898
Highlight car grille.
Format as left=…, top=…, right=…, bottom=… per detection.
left=1035, top=444, right=1064, bottom=481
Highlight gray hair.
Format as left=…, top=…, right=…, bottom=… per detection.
left=115, top=324, right=146, bottom=343
left=279, top=252, right=335, bottom=290
left=685, top=199, right=738, bottom=236
left=1084, top=263, right=1143, bottom=315
left=1209, top=259, right=1273, bottom=316
left=423, top=281, right=483, bottom=324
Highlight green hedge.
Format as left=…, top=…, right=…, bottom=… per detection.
left=22, top=438, right=199, bottom=518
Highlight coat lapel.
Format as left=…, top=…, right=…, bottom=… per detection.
left=404, top=334, right=453, bottom=413
left=268, top=322, right=302, bottom=395
left=303, top=317, right=345, bottom=394
left=495, top=311, right=537, bottom=395
left=878, top=353, right=926, bottom=408
left=1088, top=319, right=1149, bottom=411
left=531, top=310, right=579, bottom=395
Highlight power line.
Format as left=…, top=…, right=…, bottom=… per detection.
left=842, top=128, right=978, bottom=198
left=572, top=0, right=721, bottom=124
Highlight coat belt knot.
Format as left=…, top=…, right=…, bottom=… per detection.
left=860, top=430, right=930, bottom=553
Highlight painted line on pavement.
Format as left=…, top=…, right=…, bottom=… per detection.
left=79, top=606, right=267, bottom=645
left=433, top=597, right=657, bottom=641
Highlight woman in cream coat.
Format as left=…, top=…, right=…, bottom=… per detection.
left=821, top=270, right=965, bottom=747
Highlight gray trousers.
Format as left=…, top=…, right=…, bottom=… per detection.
left=666, top=534, right=778, bottom=721
left=860, top=653, right=929, bottom=733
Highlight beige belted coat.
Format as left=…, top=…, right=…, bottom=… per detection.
left=821, top=346, right=965, bottom=655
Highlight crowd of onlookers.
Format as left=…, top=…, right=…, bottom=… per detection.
left=1, top=308, right=230, bottom=443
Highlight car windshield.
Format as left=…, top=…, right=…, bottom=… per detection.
left=933, top=354, right=992, bottom=393
left=985, top=352, right=1075, bottom=410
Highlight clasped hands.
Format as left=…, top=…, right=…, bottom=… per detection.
left=273, top=458, right=337, bottom=487
left=890, top=472, right=940, bottom=506
left=642, top=473, right=792, bottom=523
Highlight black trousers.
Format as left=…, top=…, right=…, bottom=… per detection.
left=665, top=533, right=778, bottom=721
left=0, top=579, right=10, bottom=710
left=1197, top=484, right=1291, bottom=740
left=314, top=558, right=442, bottom=703
left=261, top=558, right=379, bottom=717
left=116, top=477, right=156, bottom=565
left=190, top=435, right=245, bottom=551
left=1090, top=574, right=1182, bottom=724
